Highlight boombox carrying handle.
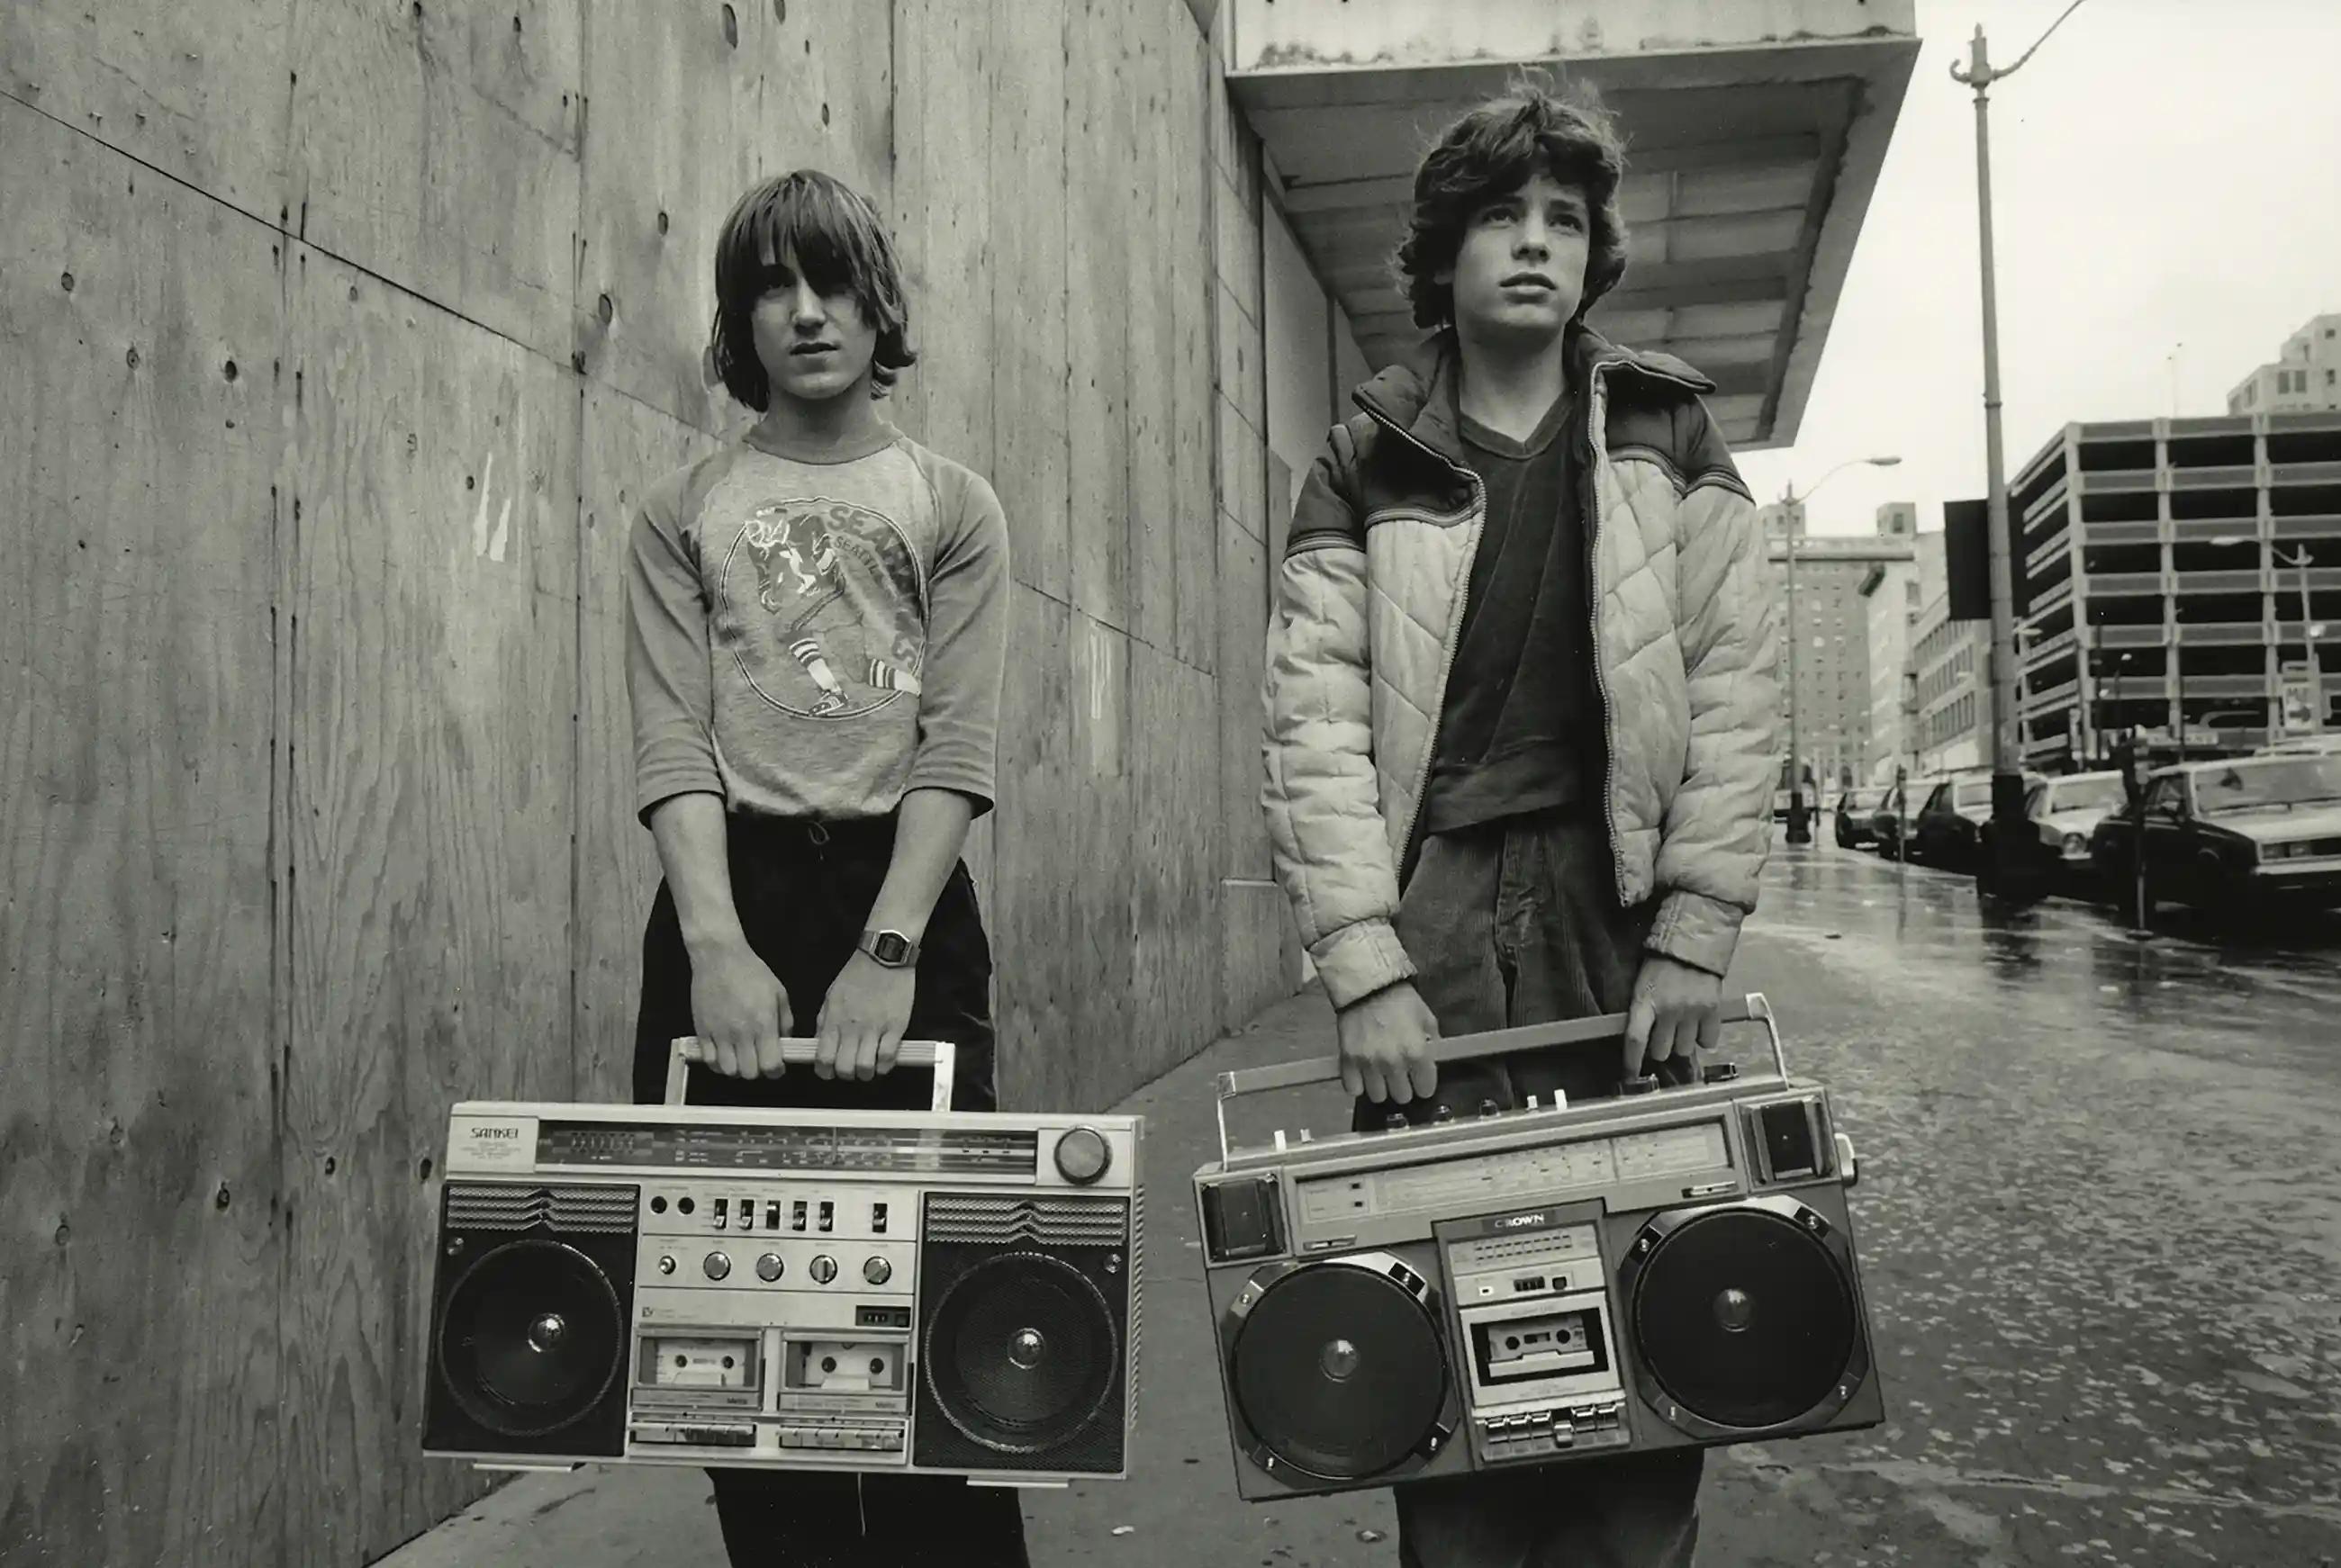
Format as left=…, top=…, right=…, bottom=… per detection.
left=1210, top=993, right=1786, bottom=1166
left=665, top=1036, right=957, bottom=1114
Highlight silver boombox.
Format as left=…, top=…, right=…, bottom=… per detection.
left=1192, top=996, right=1883, bottom=1500
left=421, top=1039, right=1143, bottom=1488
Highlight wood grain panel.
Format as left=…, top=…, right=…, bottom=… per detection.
left=758, top=0, right=894, bottom=195
left=891, top=0, right=999, bottom=892
left=1062, top=612, right=1132, bottom=1113
left=986, top=0, right=1071, bottom=605
left=574, top=386, right=716, bottom=1104
left=1221, top=877, right=1297, bottom=1035
left=285, top=0, right=583, bottom=360
left=1167, top=14, right=1218, bottom=672
left=0, top=0, right=293, bottom=219
left=277, top=246, right=581, bottom=1566
left=1127, top=641, right=1221, bottom=1086
left=1216, top=507, right=1270, bottom=882
left=986, top=581, right=1074, bottom=1112
left=1064, top=0, right=1131, bottom=635
left=0, top=99, right=284, bottom=1568
left=576, top=0, right=893, bottom=431
left=575, top=2, right=764, bottom=432
left=1125, top=0, right=1177, bottom=657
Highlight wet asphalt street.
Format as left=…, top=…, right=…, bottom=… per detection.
left=1706, top=842, right=2341, bottom=1567
left=388, top=842, right=2341, bottom=1568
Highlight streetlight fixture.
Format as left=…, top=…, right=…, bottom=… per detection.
left=1952, top=0, right=2090, bottom=897
left=1781, top=453, right=1903, bottom=845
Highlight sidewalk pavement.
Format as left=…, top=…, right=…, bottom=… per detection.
left=382, top=930, right=1857, bottom=1568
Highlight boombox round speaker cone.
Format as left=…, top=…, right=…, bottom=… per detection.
left=438, top=1239, right=626, bottom=1438
left=1632, top=1203, right=1856, bottom=1429
left=1229, top=1257, right=1448, bottom=1482
left=924, top=1252, right=1117, bottom=1455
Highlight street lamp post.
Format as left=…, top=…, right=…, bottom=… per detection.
left=1780, top=455, right=1903, bottom=845
left=1952, top=0, right=2089, bottom=897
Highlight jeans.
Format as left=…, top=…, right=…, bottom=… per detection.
left=1362, top=808, right=1704, bottom=1568
left=630, top=811, right=1029, bottom=1568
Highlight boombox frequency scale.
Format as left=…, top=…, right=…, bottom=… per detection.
left=1193, top=996, right=1882, bottom=1499
left=421, top=1040, right=1143, bottom=1486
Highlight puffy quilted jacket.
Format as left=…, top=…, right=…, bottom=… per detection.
left=1261, top=328, right=1780, bottom=1009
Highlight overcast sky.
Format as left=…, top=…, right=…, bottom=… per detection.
left=1733, top=0, right=2341, bottom=536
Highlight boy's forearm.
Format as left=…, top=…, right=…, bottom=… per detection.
left=867, top=788, right=977, bottom=942
left=647, top=793, right=748, bottom=960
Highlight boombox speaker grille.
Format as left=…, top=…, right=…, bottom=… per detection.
left=1230, top=1259, right=1448, bottom=1482
left=1632, top=1204, right=1856, bottom=1430
left=438, top=1238, right=628, bottom=1439
left=913, top=1194, right=1132, bottom=1474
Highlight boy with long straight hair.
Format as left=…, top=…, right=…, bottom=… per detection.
left=1260, top=77, right=1780, bottom=1566
left=625, top=167, right=1024, bottom=1567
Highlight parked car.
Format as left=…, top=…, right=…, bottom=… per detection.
left=2087, top=752, right=2341, bottom=918
left=1868, top=774, right=1942, bottom=860
left=2256, top=734, right=2341, bottom=758
left=1908, top=770, right=2029, bottom=870
left=2017, top=770, right=2131, bottom=888
left=1833, top=786, right=1888, bottom=849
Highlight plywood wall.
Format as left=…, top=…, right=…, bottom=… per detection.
left=0, top=2, right=1296, bottom=1564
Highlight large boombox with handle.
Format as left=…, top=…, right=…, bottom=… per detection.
left=1192, top=995, right=1882, bottom=1500
left=420, top=1038, right=1143, bottom=1487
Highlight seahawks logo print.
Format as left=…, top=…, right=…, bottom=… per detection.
left=715, top=496, right=927, bottom=719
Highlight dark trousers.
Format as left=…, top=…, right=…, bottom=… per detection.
left=630, top=811, right=1030, bottom=1568
left=1364, top=808, right=1704, bottom=1568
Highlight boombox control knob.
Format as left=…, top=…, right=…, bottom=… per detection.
left=657, top=1256, right=678, bottom=1275
left=756, top=1253, right=785, bottom=1283
left=863, top=1257, right=893, bottom=1285
left=1053, top=1126, right=1113, bottom=1185
left=809, top=1255, right=839, bottom=1284
left=703, top=1252, right=732, bottom=1282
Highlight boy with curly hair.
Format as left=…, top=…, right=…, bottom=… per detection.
left=1260, top=79, right=1780, bottom=1565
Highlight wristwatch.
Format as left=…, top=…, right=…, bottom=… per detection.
left=857, top=928, right=920, bottom=969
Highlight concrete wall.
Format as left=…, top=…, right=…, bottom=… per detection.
left=1, top=3, right=1296, bottom=1563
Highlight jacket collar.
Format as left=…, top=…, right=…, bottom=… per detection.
left=1351, top=324, right=1717, bottom=469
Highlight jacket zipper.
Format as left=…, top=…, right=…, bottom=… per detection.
left=1356, top=404, right=1485, bottom=883
left=1580, top=354, right=1731, bottom=909
left=1584, top=361, right=1630, bottom=905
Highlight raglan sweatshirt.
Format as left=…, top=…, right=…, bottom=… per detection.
left=624, top=421, right=1010, bottom=824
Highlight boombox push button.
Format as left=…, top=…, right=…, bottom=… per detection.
left=756, top=1253, right=785, bottom=1283
left=703, top=1252, right=732, bottom=1282
left=809, top=1255, right=839, bottom=1284
left=863, top=1256, right=893, bottom=1285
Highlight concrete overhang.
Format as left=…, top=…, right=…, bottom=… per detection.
left=1222, top=0, right=1919, bottom=450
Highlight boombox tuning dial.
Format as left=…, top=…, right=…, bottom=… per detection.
left=864, top=1256, right=893, bottom=1285
left=757, top=1253, right=785, bottom=1282
left=1054, top=1126, right=1112, bottom=1185
left=809, top=1255, right=839, bottom=1284
left=703, top=1252, right=732, bottom=1282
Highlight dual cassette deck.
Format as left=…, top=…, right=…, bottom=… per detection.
left=421, top=1039, right=1143, bottom=1486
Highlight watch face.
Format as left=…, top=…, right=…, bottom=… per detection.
left=870, top=932, right=910, bottom=965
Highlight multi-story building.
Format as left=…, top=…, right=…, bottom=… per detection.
left=2010, top=409, right=2341, bottom=762
left=1906, top=569, right=1995, bottom=776
left=1764, top=501, right=1920, bottom=792
left=2227, top=313, right=2341, bottom=416
left=1859, top=503, right=1922, bottom=780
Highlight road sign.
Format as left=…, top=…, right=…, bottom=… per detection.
left=2279, top=671, right=2324, bottom=734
